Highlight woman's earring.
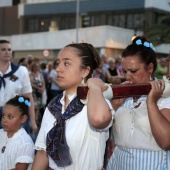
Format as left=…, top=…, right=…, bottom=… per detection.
left=81, top=77, right=86, bottom=86
left=150, top=75, right=152, bottom=80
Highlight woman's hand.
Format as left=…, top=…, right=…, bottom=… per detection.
left=147, top=80, right=165, bottom=103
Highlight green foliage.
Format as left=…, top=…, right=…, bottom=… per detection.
left=145, top=15, right=170, bottom=45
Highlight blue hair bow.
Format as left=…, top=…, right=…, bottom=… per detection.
left=135, top=39, right=155, bottom=51
left=18, top=97, right=31, bottom=107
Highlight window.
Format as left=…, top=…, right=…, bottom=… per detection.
left=26, top=18, right=39, bottom=32
left=82, top=16, right=90, bottom=27
left=60, top=16, right=76, bottom=30
left=82, top=15, right=100, bottom=27
left=91, top=16, right=100, bottom=26
left=40, top=19, right=50, bottom=32
left=127, top=13, right=144, bottom=30
left=107, top=14, right=125, bottom=28
left=25, top=17, right=51, bottom=33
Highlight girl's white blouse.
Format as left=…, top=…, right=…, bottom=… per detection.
left=35, top=92, right=114, bottom=170
left=0, top=128, right=34, bottom=170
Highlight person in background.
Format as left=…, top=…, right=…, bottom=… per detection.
left=32, top=43, right=114, bottom=170
left=155, top=58, right=168, bottom=80
left=18, top=57, right=28, bottom=67
left=105, top=57, right=122, bottom=84
left=115, top=55, right=124, bottom=76
left=46, top=61, right=53, bottom=105
left=40, top=62, right=49, bottom=93
left=30, top=61, right=46, bottom=127
left=92, top=59, right=106, bottom=82
left=26, top=54, right=34, bottom=74
left=107, top=36, right=170, bottom=170
left=101, top=55, right=109, bottom=78
left=0, top=40, right=37, bottom=133
left=48, top=59, right=63, bottom=101
left=0, top=95, right=34, bottom=170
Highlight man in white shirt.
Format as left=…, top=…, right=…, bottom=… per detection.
left=0, top=40, right=37, bottom=133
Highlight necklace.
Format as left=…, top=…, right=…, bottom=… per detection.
left=1, top=146, right=6, bottom=153
left=1, top=136, right=8, bottom=153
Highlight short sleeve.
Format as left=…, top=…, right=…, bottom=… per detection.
left=100, top=99, right=115, bottom=131
left=15, top=143, right=34, bottom=164
left=158, top=97, right=170, bottom=110
left=35, top=108, right=56, bottom=151
left=19, top=66, right=32, bottom=94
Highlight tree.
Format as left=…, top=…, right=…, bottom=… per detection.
left=145, top=15, right=170, bottom=45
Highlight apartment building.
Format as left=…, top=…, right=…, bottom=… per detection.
left=0, top=0, right=170, bottom=59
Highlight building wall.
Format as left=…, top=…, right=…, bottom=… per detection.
left=23, top=0, right=145, bottom=16
left=0, top=0, right=12, bottom=7
left=22, top=0, right=170, bottom=16
left=1, top=26, right=134, bottom=59
left=145, top=0, right=170, bottom=12
left=1, top=25, right=168, bottom=60
left=0, top=6, right=19, bottom=35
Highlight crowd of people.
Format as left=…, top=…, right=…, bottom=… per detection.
left=0, top=37, right=169, bottom=170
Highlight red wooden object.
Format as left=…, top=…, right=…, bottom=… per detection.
left=77, top=57, right=170, bottom=100
left=77, top=83, right=151, bottom=100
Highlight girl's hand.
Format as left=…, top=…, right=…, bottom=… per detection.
left=86, top=78, right=108, bottom=92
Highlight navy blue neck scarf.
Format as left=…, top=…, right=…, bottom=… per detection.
left=46, top=93, right=84, bottom=167
left=0, top=63, right=19, bottom=89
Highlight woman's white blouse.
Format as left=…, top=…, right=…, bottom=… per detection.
left=35, top=92, right=114, bottom=170
left=112, top=95, right=170, bottom=151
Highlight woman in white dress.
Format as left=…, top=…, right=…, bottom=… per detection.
left=107, top=36, right=170, bottom=170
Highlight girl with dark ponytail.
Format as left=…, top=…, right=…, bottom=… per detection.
left=32, top=43, right=114, bottom=170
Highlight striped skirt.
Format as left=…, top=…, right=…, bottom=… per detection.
left=107, top=146, right=170, bottom=170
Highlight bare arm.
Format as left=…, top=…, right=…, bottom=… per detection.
left=32, top=150, right=49, bottom=170
left=23, top=93, right=38, bottom=134
left=11, top=163, right=29, bottom=170
left=86, top=78, right=112, bottom=129
left=147, top=80, right=170, bottom=149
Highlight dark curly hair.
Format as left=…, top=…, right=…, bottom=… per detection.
left=6, top=95, right=30, bottom=116
left=122, top=36, right=157, bottom=77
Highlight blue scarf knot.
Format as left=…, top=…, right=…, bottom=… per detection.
left=46, top=93, right=84, bottom=167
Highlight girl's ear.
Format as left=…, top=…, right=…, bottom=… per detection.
left=82, top=66, right=90, bottom=77
left=21, top=115, right=27, bottom=124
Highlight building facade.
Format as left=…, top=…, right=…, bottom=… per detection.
left=0, top=0, right=170, bottom=60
